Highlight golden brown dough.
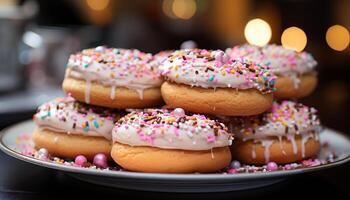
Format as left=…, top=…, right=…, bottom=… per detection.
left=274, top=73, right=317, bottom=99
left=161, top=81, right=273, bottom=116
left=111, top=142, right=232, bottom=173
left=230, top=137, right=320, bottom=165
left=32, top=128, right=111, bottom=160
left=62, top=77, right=163, bottom=109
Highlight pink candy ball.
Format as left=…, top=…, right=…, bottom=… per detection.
left=74, top=155, right=87, bottom=166
left=173, top=108, right=185, bottom=117
left=267, top=162, right=278, bottom=171
left=228, top=168, right=237, bottom=174
left=93, top=153, right=108, bottom=168
left=37, top=148, right=49, bottom=160
left=180, top=40, right=197, bottom=49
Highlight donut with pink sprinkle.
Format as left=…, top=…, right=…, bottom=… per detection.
left=63, top=46, right=163, bottom=109
left=111, top=108, right=233, bottom=173
left=159, top=48, right=276, bottom=116
left=228, top=100, right=321, bottom=164
left=226, top=44, right=317, bottom=99
left=33, top=97, right=123, bottom=159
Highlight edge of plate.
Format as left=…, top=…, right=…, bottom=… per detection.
left=0, top=120, right=349, bottom=181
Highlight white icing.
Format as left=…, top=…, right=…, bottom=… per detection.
left=226, top=44, right=317, bottom=76
left=66, top=47, right=163, bottom=101
left=110, top=85, right=116, bottom=100
left=85, top=79, right=91, bottom=103
left=229, top=101, right=321, bottom=162
left=33, top=97, right=118, bottom=140
left=112, top=109, right=233, bottom=150
left=159, top=49, right=276, bottom=93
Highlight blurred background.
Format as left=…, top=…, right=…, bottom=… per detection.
left=0, top=0, right=349, bottom=134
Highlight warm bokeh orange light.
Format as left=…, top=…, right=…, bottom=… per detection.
left=172, top=0, right=197, bottom=20
left=86, top=0, right=110, bottom=11
left=326, top=25, right=350, bottom=51
left=244, top=18, right=272, bottom=46
left=162, top=0, right=177, bottom=19
left=281, top=27, right=307, bottom=52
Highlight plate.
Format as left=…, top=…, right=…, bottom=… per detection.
left=1, top=120, right=349, bottom=193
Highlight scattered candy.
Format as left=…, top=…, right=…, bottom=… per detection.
left=93, top=153, right=108, bottom=168
left=14, top=133, right=337, bottom=174
left=266, top=162, right=278, bottom=171
left=230, top=160, right=241, bottom=169
left=227, top=168, right=237, bottom=174
left=75, top=155, right=87, bottom=167
left=38, top=148, right=49, bottom=159
left=180, top=40, right=197, bottom=49
left=173, top=108, right=185, bottom=117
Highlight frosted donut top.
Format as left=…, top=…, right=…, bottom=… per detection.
left=112, top=108, right=233, bottom=150
left=159, top=49, right=276, bottom=93
left=229, top=101, right=321, bottom=140
left=226, top=44, right=317, bottom=76
left=33, top=97, right=121, bottom=140
left=66, top=46, right=163, bottom=90
left=150, top=50, right=173, bottom=67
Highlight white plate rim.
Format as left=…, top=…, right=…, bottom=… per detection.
left=1, top=120, right=349, bottom=182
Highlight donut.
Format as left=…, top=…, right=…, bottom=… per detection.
left=111, top=108, right=233, bottom=173
left=228, top=101, right=321, bottom=164
left=150, top=50, right=173, bottom=67
left=33, top=97, right=122, bottom=159
left=159, top=49, right=276, bottom=116
left=226, top=44, right=317, bottom=99
left=62, top=46, right=163, bottom=108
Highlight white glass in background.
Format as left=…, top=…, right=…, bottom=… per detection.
left=21, top=25, right=101, bottom=89
left=0, top=1, right=37, bottom=93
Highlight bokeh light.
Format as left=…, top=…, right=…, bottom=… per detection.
left=326, top=25, right=350, bottom=51
left=172, top=0, right=197, bottom=20
left=162, top=0, right=177, bottom=19
left=86, top=0, right=110, bottom=11
left=281, top=27, right=307, bottom=52
left=244, top=18, right=272, bottom=46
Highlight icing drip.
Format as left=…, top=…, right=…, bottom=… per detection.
left=136, top=89, right=144, bottom=100
left=277, top=136, right=286, bottom=155
left=314, top=131, right=319, bottom=141
left=85, top=79, right=91, bottom=103
left=301, top=134, right=313, bottom=158
left=260, top=139, right=274, bottom=162
left=290, top=74, right=301, bottom=89
left=110, top=85, right=116, bottom=100
left=251, top=143, right=256, bottom=159
left=287, top=135, right=298, bottom=154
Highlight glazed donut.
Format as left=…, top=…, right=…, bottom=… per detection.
left=226, top=44, right=317, bottom=99
left=33, top=97, right=121, bottom=159
left=111, top=108, right=233, bottom=173
left=62, top=46, right=163, bottom=108
left=228, top=101, right=321, bottom=164
left=159, top=49, right=276, bottom=116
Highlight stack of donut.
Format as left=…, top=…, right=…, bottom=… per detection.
left=33, top=44, right=321, bottom=173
